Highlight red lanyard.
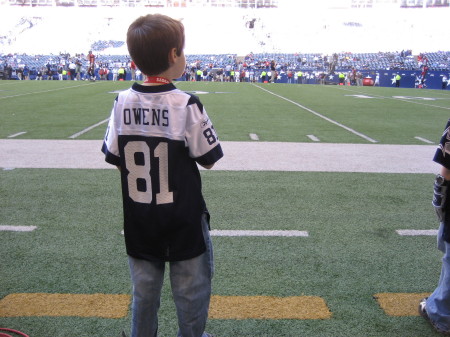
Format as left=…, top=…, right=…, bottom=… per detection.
left=144, top=76, right=171, bottom=84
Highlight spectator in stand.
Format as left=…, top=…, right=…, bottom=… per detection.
left=287, top=70, right=293, bottom=84
left=249, top=68, right=255, bottom=83
left=23, top=65, right=30, bottom=80
left=17, top=67, right=23, bottom=80
left=260, top=70, right=267, bottom=83
left=99, top=66, right=106, bottom=80
left=395, top=73, right=401, bottom=87
left=196, top=69, right=202, bottom=81
left=130, top=60, right=137, bottom=81
left=47, top=67, right=53, bottom=80
left=270, top=60, right=276, bottom=83
left=75, top=60, right=82, bottom=80
left=112, top=66, right=118, bottom=81
left=36, top=67, right=43, bottom=80
left=118, top=66, right=125, bottom=80
left=69, top=60, right=76, bottom=80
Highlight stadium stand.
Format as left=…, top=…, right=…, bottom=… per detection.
left=0, top=1, right=449, bottom=88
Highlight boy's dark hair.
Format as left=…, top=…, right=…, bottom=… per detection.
left=127, top=14, right=185, bottom=76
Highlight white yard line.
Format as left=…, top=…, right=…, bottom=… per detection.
left=7, top=131, right=27, bottom=138
left=0, top=82, right=98, bottom=100
left=396, top=229, right=438, bottom=236
left=68, top=119, right=109, bottom=139
left=337, top=86, right=450, bottom=111
left=120, top=230, right=309, bottom=237
left=253, top=84, right=378, bottom=143
left=307, top=135, right=320, bottom=142
left=414, top=136, right=434, bottom=144
left=0, top=225, right=37, bottom=232
left=210, top=230, right=309, bottom=237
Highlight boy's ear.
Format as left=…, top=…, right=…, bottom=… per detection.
left=168, top=48, right=178, bottom=64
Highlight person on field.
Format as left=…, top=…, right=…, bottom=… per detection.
left=101, top=13, right=223, bottom=337
left=419, top=118, right=450, bottom=335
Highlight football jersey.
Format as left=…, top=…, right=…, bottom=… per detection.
left=434, top=119, right=450, bottom=170
left=102, top=83, right=223, bottom=262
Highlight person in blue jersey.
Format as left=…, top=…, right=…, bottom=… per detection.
left=101, top=14, right=223, bottom=337
left=419, top=119, right=450, bottom=335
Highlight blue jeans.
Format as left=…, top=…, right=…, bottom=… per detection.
left=128, top=215, right=214, bottom=337
left=426, top=222, right=450, bottom=332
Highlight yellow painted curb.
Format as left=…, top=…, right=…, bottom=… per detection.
left=0, top=293, right=131, bottom=318
left=374, top=292, right=431, bottom=317
left=209, top=295, right=331, bottom=320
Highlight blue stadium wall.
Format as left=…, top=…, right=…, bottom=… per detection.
left=178, top=69, right=448, bottom=89
left=16, top=69, right=449, bottom=90
left=272, top=70, right=448, bottom=90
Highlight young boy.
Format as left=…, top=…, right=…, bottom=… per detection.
left=101, top=14, right=223, bottom=337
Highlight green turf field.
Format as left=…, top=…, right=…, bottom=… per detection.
left=1, top=80, right=450, bottom=336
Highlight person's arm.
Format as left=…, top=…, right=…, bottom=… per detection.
left=441, top=166, right=450, bottom=181
left=433, top=166, right=450, bottom=223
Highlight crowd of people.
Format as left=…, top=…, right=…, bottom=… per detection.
left=1, top=50, right=449, bottom=83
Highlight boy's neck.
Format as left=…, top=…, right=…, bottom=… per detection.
left=143, top=76, right=171, bottom=85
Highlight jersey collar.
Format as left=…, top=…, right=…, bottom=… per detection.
left=132, top=82, right=176, bottom=93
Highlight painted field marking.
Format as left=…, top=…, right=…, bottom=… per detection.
left=414, top=136, right=434, bottom=144
left=0, top=293, right=330, bottom=320
left=0, top=293, right=131, bottom=318
left=396, top=229, right=438, bottom=236
left=209, top=295, right=331, bottom=319
left=253, top=84, right=377, bottom=143
left=249, top=133, right=259, bottom=141
left=374, top=292, right=430, bottom=317
left=338, top=86, right=450, bottom=111
left=0, top=82, right=98, bottom=100
left=121, top=230, right=308, bottom=237
left=0, top=225, right=37, bottom=232
left=210, top=230, right=309, bottom=237
left=68, top=118, right=109, bottom=139
left=7, top=132, right=27, bottom=138
left=344, top=94, right=376, bottom=99
left=307, top=134, right=320, bottom=142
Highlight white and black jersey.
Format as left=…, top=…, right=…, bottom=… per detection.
left=435, top=119, right=450, bottom=170
left=102, top=83, right=223, bottom=262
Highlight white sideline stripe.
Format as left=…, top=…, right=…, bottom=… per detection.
left=415, top=136, right=434, bottom=144
left=68, top=118, right=109, bottom=139
left=0, top=225, right=37, bottom=232
left=210, top=230, right=309, bottom=237
left=0, top=82, right=98, bottom=100
left=253, top=84, right=378, bottom=143
left=396, top=229, right=438, bottom=236
left=249, top=133, right=259, bottom=141
left=307, top=134, right=320, bottom=142
left=338, top=86, right=450, bottom=111
left=7, top=131, right=27, bottom=138
left=120, top=230, right=309, bottom=237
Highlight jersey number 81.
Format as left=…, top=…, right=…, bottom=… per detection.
left=124, top=141, right=173, bottom=205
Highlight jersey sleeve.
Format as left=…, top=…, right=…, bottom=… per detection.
left=185, top=95, right=223, bottom=166
left=101, top=98, right=121, bottom=166
left=433, top=119, right=450, bottom=170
